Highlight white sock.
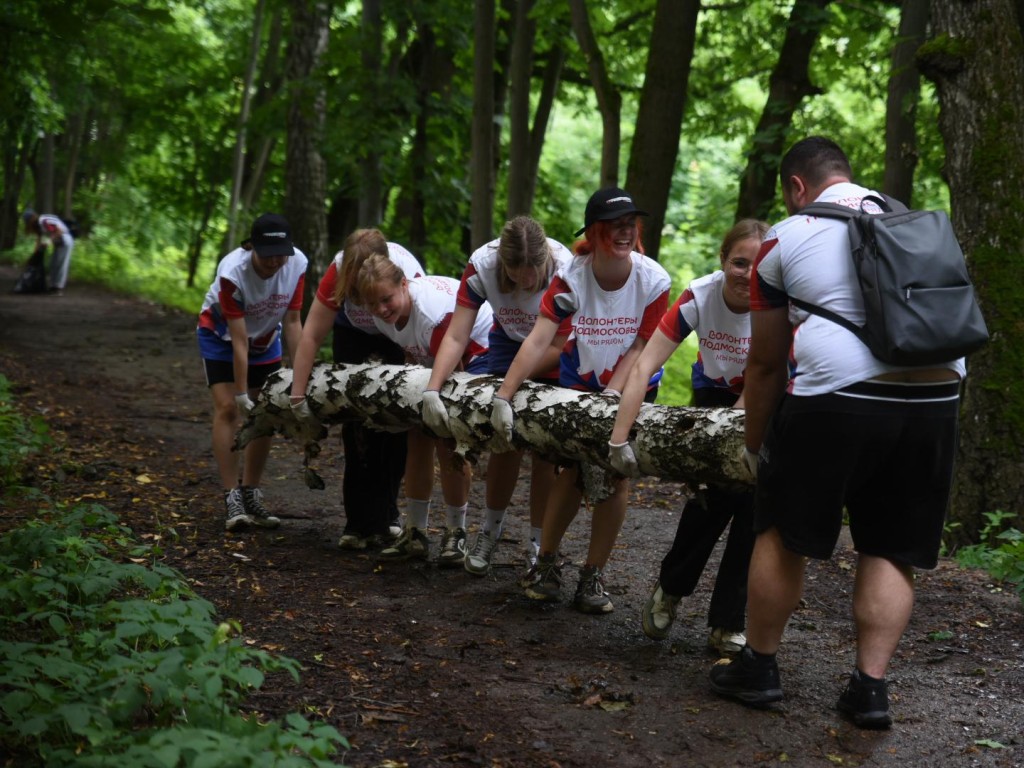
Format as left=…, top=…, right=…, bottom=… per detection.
left=445, top=503, right=468, bottom=530
left=407, top=499, right=430, bottom=530
left=483, top=506, right=506, bottom=538
left=529, top=526, right=542, bottom=554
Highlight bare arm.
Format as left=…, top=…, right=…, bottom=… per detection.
left=426, top=304, right=478, bottom=390
left=227, top=315, right=250, bottom=394
left=743, top=306, right=792, bottom=452
left=496, top=315, right=562, bottom=400
left=281, top=309, right=302, bottom=367
left=605, top=335, right=648, bottom=394
left=610, top=329, right=679, bottom=444
left=289, top=298, right=337, bottom=400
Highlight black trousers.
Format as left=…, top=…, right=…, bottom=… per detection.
left=657, top=386, right=754, bottom=631
left=332, top=325, right=408, bottom=537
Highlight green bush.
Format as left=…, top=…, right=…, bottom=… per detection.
left=955, top=510, right=1024, bottom=606
left=0, top=504, right=348, bottom=767
left=0, top=374, right=52, bottom=489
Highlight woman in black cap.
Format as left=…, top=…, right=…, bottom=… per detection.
left=197, top=213, right=308, bottom=532
left=491, top=187, right=672, bottom=615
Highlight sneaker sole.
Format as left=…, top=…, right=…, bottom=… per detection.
left=464, top=558, right=490, bottom=575
left=225, top=515, right=253, bottom=531
left=709, top=679, right=784, bottom=708
left=250, top=518, right=281, bottom=529
left=837, top=702, right=892, bottom=729
left=524, top=587, right=561, bottom=602
left=575, top=600, right=614, bottom=615
left=641, top=600, right=671, bottom=640
left=379, top=547, right=429, bottom=561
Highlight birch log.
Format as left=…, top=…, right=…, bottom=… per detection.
left=237, top=362, right=751, bottom=494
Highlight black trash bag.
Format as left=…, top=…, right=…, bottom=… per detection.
left=13, top=245, right=47, bottom=294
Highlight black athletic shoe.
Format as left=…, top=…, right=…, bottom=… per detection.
left=837, top=669, right=892, bottom=729
left=709, top=645, right=783, bottom=707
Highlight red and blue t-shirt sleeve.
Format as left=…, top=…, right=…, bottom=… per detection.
left=288, top=274, right=306, bottom=311
left=315, top=263, right=341, bottom=311
left=638, top=288, right=670, bottom=341
left=658, top=289, right=695, bottom=343
left=457, top=262, right=486, bottom=309
left=218, top=278, right=245, bottom=319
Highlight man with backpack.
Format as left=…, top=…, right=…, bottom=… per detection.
left=709, top=137, right=969, bottom=729
left=22, top=209, right=74, bottom=293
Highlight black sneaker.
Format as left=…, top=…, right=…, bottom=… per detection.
left=837, top=669, right=892, bottom=729
left=709, top=645, right=783, bottom=707
left=224, top=487, right=251, bottom=531
left=240, top=486, right=281, bottom=529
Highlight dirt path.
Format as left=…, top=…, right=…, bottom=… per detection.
left=1, top=268, right=1022, bottom=768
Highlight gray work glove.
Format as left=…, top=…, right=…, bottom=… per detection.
left=234, top=392, right=255, bottom=418
left=421, top=390, right=452, bottom=437
left=490, top=395, right=514, bottom=450
left=290, top=396, right=315, bottom=424
left=608, top=440, right=639, bottom=477
left=741, top=446, right=759, bottom=480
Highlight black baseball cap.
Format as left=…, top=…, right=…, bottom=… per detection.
left=574, top=187, right=648, bottom=237
left=250, top=213, right=295, bottom=258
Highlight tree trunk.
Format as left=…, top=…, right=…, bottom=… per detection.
left=507, top=0, right=536, bottom=217
left=239, top=364, right=751, bottom=500
left=568, top=0, right=621, bottom=189
left=358, top=0, right=384, bottom=226
left=735, top=0, right=830, bottom=221
left=285, top=0, right=330, bottom=304
left=624, top=0, right=699, bottom=262
left=883, top=0, right=928, bottom=205
left=526, top=42, right=566, bottom=213
left=921, top=0, right=1024, bottom=542
left=228, top=0, right=265, bottom=250
left=471, top=0, right=497, bottom=248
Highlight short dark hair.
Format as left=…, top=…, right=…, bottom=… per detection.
left=779, top=136, right=853, bottom=189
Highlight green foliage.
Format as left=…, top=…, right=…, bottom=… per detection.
left=0, top=504, right=348, bottom=766
left=0, top=375, right=52, bottom=489
left=954, top=510, right=1024, bottom=606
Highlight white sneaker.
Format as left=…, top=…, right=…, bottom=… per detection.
left=708, top=627, right=746, bottom=657
left=464, top=531, right=499, bottom=575
left=437, top=527, right=467, bottom=568
left=338, top=532, right=368, bottom=550
left=640, top=582, right=681, bottom=640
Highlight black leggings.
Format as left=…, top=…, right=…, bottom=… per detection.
left=658, top=387, right=753, bottom=631
left=332, top=325, right=408, bottom=536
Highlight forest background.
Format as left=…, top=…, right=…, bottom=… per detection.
left=1, top=0, right=1023, bottom=547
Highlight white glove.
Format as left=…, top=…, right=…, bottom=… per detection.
left=290, top=396, right=315, bottom=423
left=741, top=446, right=759, bottom=480
left=601, top=388, right=621, bottom=399
left=490, top=395, right=514, bottom=449
left=234, top=392, right=255, bottom=418
left=421, top=390, right=452, bottom=437
left=608, top=440, right=639, bottom=477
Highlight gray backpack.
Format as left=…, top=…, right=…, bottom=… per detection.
left=792, top=194, right=989, bottom=366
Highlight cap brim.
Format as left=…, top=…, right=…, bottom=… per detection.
left=256, top=243, right=294, bottom=257
left=574, top=208, right=649, bottom=238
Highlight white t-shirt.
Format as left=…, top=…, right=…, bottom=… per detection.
left=373, top=276, right=493, bottom=367
left=660, top=270, right=749, bottom=394
left=198, top=246, right=308, bottom=353
left=315, top=242, right=423, bottom=333
left=540, top=252, right=671, bottom=391
left=753, top=181, right=965, bottom=395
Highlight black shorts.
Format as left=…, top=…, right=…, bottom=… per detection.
left=754, top=380, right=960, bottom=569
left=203, top=358, right=281, bottom=389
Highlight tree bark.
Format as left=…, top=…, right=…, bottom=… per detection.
left=624, top=0, right=699, bottom=262
left=507, top=0, right=537, bottom=217
left=883, top=0, right=928, bottom=206
left=735, top=0, right=831, bottom=221
left=471, top=0, right=497, bottom=249
left=238, top=364, right=751, bottom=498
left=568, top=0, right=621, bottom=188
left=285, top=0, right=330, bottom=304
left=358, top=0, right=384, bottom=226
left=227, top=0, right=265, bottom=250
left=921, top=0, right=1024, bottom=542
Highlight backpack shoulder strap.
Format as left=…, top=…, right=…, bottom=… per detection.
left=788, top=296, right=866, bottom=342
left=797, top=201, right=857, bottom=220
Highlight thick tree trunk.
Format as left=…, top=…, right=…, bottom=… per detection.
left=285, top=0, right=330, bottom=304
left=568, top=0, right=621, bottom=189
left=735, top=0, right=830, bottom=221
left=238, top=364, right=751, bottom=498
left=883, top=0, right=927, bottom=205
left=921, top=0, right=1024, bottom=542
left=471, top=0, right=497, bottom=249
left=624, top=0, right=699, bottom=262
left=506, top=0, right=537, bottom=218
